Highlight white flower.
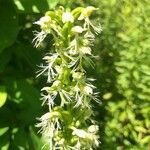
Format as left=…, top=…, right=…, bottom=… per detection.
left=72, top=72, right=83, bottom=80
left=33, top=16, right=53, bottom=47
left=84, top=30, right=95, bottom=42
left=43, top=53, right=58, bottom=63
left=36, top=111, right=61, bottom=138
left=34, top=16, right=51, bottom=28
left=67, top=39, right=79, bottom=57
left=36, top=53, right=58, bottom=82
left=33, top=30, right=47, bottom=47
left=77, top=6, right=102, bottom=35
left=40, top=112, right=51, bottom=121
left=52, top=80, right=61, bottom=87
left=62, top=12, right=74, bottom=23
left=78, top=6, right=98, bottom=20
left=72, top=128, right=88, bottom=138
left=68, top=49, right=77, bottom=55
left=34, top=16, right=54, bottom=35
left=59, top=90, right=72, bottom=106
left=41, top=93, right=56, bottom=109
left=83, top=85, right=93, bottom=95
left=71, top=126, right=99, bottom=148
left=74, top=93, right=83, bottom=108
left=33, top=16, right=62, bottom=47
left=84, top=18, right=102, bottom=35
left=88, top=125, right=99, bottom=133
left=80, top=46, right=91, bottom=55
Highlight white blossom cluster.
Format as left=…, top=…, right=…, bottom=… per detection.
left=34, top=6, right=101, bottom=150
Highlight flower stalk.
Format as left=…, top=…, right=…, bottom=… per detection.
left=34, top=5, right=101, bottom=150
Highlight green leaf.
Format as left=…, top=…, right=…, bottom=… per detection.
left=13, top=127, right=28, bottom=149
left=13, top=0, right=59, bottom=13
left=0, top=127, right=9, bottom=136
left=0, top=0, right=18, bottom=53
left=1, top=143, right=9, bottom=150
left=141, top=136, right=150, bottom=144
left=47, top=0, right=59, bottom=9
left=5, top=79, right=41, bottom=124
left=103, top=92, right=112, bottom=100
left=29, top=127, right=45, bottom=150
left=0, top=86, right=7, bottom=107
left=0, top=48, right=12, bottom=72
left=12, top=43, right=42, bottom=73
left=0, top=130, right=9, bottom=148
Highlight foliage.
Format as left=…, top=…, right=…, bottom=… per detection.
left=0, top=0, right=59, bottom=149
left=0, top=0, right=149, bottom=149
left=93, top=0, right=150, bottom=149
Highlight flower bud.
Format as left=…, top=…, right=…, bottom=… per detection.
left=62, top=12, right=74, bottom=23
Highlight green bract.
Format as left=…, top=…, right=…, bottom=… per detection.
left=34, top=6, right=101, bottom=150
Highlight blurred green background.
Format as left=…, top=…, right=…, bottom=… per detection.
left=0, top=0, right=149, bottom=149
